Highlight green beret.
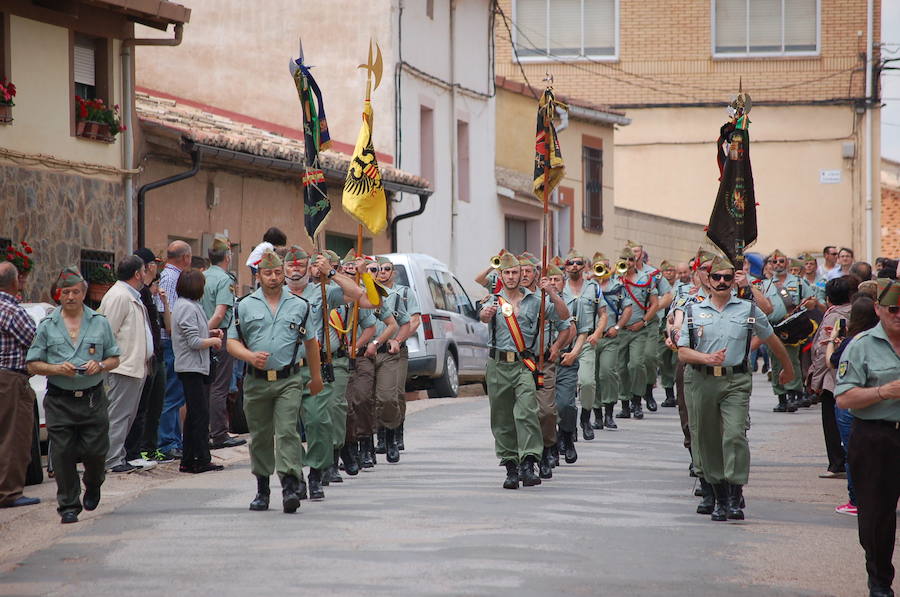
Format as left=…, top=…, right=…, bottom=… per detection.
left=497, top=253, right=520, bottom=270
left=284, top=245, right=308, bottom=263
left=211, top=234, right=230, bottom=253
left=876, top=278, right=900, bottom=306
left=258, top=250, right=283, bottom=270
left=56, top=266, right=84, bottom=288
left=709, top=254, right=736, bottom=272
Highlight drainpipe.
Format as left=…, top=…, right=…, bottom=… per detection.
left=137, top=146, right=200, bottom=248
left=864, top=0, right=874, bottom=262
left=122, top=23, right=185, bottom=250
left=390, top=194, right=431, bottom=253
left=448, top=0, right=457, bottom=270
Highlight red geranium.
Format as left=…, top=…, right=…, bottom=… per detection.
left=0, top=79, right=16, bottom=106
left=1, top=241, right=33, bottom=274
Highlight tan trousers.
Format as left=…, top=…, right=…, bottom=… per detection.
left=0, top=370, right=36, bottom=505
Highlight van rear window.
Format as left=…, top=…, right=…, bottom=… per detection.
left=392, top=264, right=410, bottom=287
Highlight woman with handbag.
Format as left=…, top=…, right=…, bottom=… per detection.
left=173, top=270, right=224, bottom=474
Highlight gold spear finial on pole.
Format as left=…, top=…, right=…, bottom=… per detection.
left=358, top=38, right=383, bottom=101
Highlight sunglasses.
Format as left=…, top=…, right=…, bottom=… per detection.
left=626, top=257, right=635, bottom=262
left=565, top=260, right=584, bottom=266
left=886, top=305, right=900, bottom=314
left=827, top=252, right=838, bottom=256
left=366, top=267, right=379, bottom=273
left=774, top=258, right=786, bottom=264
left=380, top=266, right=393, bottom=272
left=709, top=273, right=734, bottom=282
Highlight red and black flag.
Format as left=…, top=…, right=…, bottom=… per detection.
left=532, top=87, right=567, bottom=201
left=706, top=94, right=757, bottom=264
left=291, top=56, right=332, bottom=242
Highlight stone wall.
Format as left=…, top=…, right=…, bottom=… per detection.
left=613, top=207, right=707, bottom=265
left=0, top=163, right=125, bottom=303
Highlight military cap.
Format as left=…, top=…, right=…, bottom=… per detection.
left=618, top=247, right=633, bottom=260
left=769, top=248, right=786, bottom=259
left=519, top=251, right=540, bottom=266
left=547, top=263, right=564, bottom=277
left=876, top=278, right=900, bottom=306
left=693, top=248, right=719, bottom=270
left=56, top=266, right=84, bottom=288
left=342, top=248, right=358, bottom=264
left=284, top=245, right=308, bottom=263
left=497, top=253, right=520, bottom=270
left=625, top=240, right=642, bottom=250
left=709, top=254, right=736, bottom=272
left=518, top=257, right=533, bottom=267
left=789, top=258, right=805, bottom=270
left=324, top=250, right=341, bottom=265
left=592, top=251, right=606, bottom=264
left=799, top=252, right=816, bottom=263
left=211, top=234, right=230, bottom=253
left=375, top=256, right=391, bottom=265
left=565, top=249, right=584, bottom=261
left=258, top=250, right=283, bottom=270
left=660, top=260, right=675, bottom=271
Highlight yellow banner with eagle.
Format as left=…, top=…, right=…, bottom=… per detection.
left=342, top=100, right=387, bottom=235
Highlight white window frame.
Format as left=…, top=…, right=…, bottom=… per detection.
left=512, top=0, right=620, bottom=63
left=711, top=0, right=821, bottom=59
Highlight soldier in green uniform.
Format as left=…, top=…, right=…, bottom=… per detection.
left=560, top=250, right=601, bottom=441
left=590, top=252, right=632, bottom=430
left=834, top=278, right=900, bottom=597
left=26, top=267, right=121, bottom=524
left=478, top=252, right=548, bottom=489
left=762, top=249, right=816, bottom=412
left=657, top=261, right=680, bottom=408
left=615, top=247, right=659, bottom=420
left=677, top=255, right=794, bottom=522
left=200, top=235, right=245, bottom=450
left=226, top=250, right=323, bottom=513
left=376, top=256, right=421, bottom=452
left=627, top=240, right=673, bottom=412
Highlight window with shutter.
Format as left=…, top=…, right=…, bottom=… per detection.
left=713, top=0, right=818, bottom=57
left=74, top=35, right=96, bottom=99
left=514, top=0, right=618, bottom=60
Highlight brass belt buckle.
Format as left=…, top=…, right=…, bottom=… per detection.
left=266, top=370, right=277, bottom=382
left=713, top=366, right=723, bottom=377
left=505, top=352, right=515, bottom=363
left=74, top=390, right=84, bottom=398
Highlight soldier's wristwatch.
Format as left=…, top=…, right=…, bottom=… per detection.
left=327, top=268, right=337, bottom=279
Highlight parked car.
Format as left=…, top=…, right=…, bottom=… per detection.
left=379, top=253, right=489, bottom=397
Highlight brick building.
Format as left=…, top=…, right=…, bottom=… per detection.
left=494, top=0, right=882, bottom=261
left=882, top=158, right=900, bottom=258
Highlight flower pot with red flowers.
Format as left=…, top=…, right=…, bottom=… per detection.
left=86, top=263, right=116, bottom=302
left=1, top=241, right=34, bottom=297
left=75, top=96, right=125, bottom=142
left=0, top=79, right=16, bottom=124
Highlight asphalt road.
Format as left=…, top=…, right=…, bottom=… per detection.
left=0, top=375, right=879, bottom=597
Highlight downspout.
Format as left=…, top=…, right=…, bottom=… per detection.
left=137, top=146, right=200, bottom=248
left=448, top=0, right=457, bottom=270
left=390, top=194, right=431, bottom=253
left=864, top=0, right=874, bottom=262
left=122, top=23, right=184, bottom=250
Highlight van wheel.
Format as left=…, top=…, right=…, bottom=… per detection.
left=25, top=400, right=43, bottom=486
left=428, top=353, right=459, bottom=398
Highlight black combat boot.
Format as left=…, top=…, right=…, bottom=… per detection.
left=549, top=442, right=559, bottom=468
left=631, top=397, right=644, bottom=420
left=326, top=449, right=343, bottom=484
left=796, top=392, right=811, bottom=408
left=592, top=407, right=604, bottom=429
left=580, top=408, right=595, bottom=440
left=307, top=468, right=325, bottom=501
left=249, top=475, right=270, bottom=511
left=785, top=393, right=799, bottom=412
left=538, top=447, right=553, bottom=479
left=359, top=437, right=375, bottom=469
left=280, top=474, right=301, bottom=513
left=502, top=461, right=519, bottom=490
left=341, top=443, right=360, bottom=476
left=396, top=423, right=405, bottom=451
left=661, top=387, right=677, bottom=407
left=773, top=394, right=789, bottom=412
left=297, top=475, right=308, bottom=500
left=696, top=478, right=715, bottom=515
left=604, top=403, right=617, bottom=429
left=711, top=483, right=729, bottom=521
left=644, top=384, right=658, bottom=412
left=616, top=399, right=631, bottom=418
left=519, top=455, right=542, bottom=486
left=727, top=484, right=745, bottom=520
left=563, top=431, right=578, bottom=464
left=385, top=428, right=400, bottom=463
left=375, top=428, right=386, bottom=454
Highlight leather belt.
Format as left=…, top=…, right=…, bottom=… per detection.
left=490, top=349, right=520, bottom=363
left=859, top=418, right=900, bottom=431
left=691, top=364, right=748, bottom=377
left=250, top=361, right=304, bottom=381
left=47, top=382, right=102, bottom=398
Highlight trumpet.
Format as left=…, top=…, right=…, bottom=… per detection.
left=592, top=262, right=611, bottom=278
left=490, top=254, right=502, bottom=269
left=615, top=259, right=629, bottom=275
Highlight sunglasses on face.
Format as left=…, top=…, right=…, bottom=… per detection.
left=774, top=258, right=786, bottom=264
left=380, top=266, right=393, bottom=272
left=565, top=260, right=584, bottom=266
left=626, top=257, right=635, bottom=262
left=366, top=267, right=378, bottom=273
left=886, top=305, right=900, bottom=314
left=827, top=252, right=838, bottom=256
left=709, top=273, right=734, bottom=282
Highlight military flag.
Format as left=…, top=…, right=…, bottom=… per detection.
left=342, top=100, right=387, bottom=235
left=291, top=55, right=332, bottom=241
left=706, top=89, right=758, bottom=264
left=532, top=87, right=567, bottom=201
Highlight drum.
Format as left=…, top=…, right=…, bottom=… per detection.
left=773, top=308, right=822, bottom=347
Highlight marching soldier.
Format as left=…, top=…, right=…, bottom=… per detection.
left=26, top=267, right=121, bottom=524
left=616, top=247, right=659, bottom=420
left=677, top=254, right=793, bottom=521
left=659, top=262, right=690, bottom=408
left=478, top=252, right=548, bottom=489
left=226, top=250, right=323, bottom=513
left=590, top=252, right=631, bottom=430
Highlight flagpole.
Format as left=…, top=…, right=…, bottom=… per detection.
left=536, top=80, right=553, bottom=383
left=317, top=238, right=335, bottom=382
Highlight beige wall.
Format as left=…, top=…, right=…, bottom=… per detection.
left=614, top=207, right=707, bottom=265
left=615, top=104, right=866, bottom=258
left=1, top=15, right=123, bottom=169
